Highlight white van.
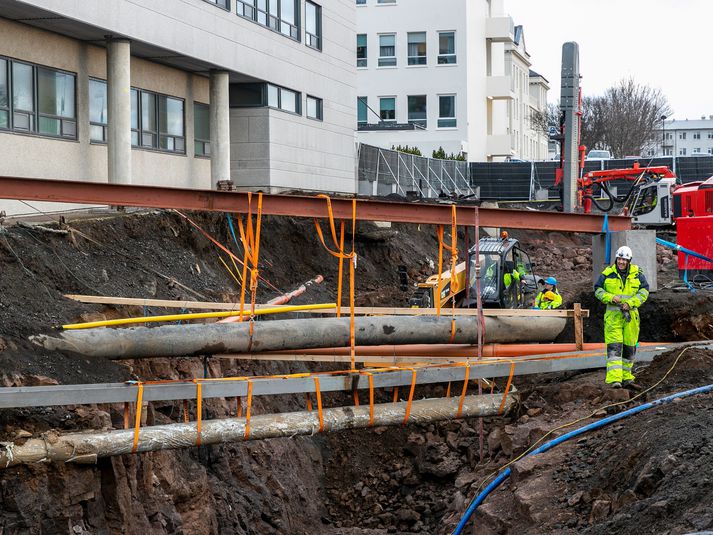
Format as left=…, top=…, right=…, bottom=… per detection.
left=586, top=149, right=612, bottom=160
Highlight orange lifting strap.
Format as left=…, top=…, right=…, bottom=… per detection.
left=402, top=369, right=418, bottom=425
left=313, top=195, right=358, bottom=370
left=498, top=363, right=516, bottom=415
left=313, top=377, right=325, bottom=432
left=236, top=193, right=264, bottom=339
left=435, top=205, right=459, bottom=319
left=244, top=380, right=254, bottom=440
left=131, top=382, right=144, bottom=454
left=194, top=381, right=203, bottom=446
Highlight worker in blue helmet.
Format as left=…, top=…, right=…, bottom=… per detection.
left=533, top=276, right=562, bottom=309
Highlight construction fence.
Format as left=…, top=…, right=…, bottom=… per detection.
left=470, top=156, right=713, bottom=201
left=357, top=143, right=474, bottom=199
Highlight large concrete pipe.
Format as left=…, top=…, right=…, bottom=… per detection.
left=0, top=392, right=517, bottom=468
left=32, top=316, right=566, bottom=360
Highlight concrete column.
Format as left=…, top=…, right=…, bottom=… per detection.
left=209, top=70, right=231, bottom=189
left=106, top=38, right=132, bottom=185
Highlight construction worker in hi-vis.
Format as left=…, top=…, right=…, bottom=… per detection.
left=594, top=246, right=650, bottom=388
left=534, top=276, right=563, bottom=309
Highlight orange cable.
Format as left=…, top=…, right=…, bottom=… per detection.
left=131, top=383, right=144, bottom=453
left=403, top=369, right=418, bottom=425
left=195, top=381, right=203, bottom=446
left=457, top=364, right=470, bottom=418
left=244, top=380, right=253, bottom=440
left=366, top=372, right=375, bottom=426
left=498, top=363, right=516, bottom=415
left=314, top=377, right=325, bottom=432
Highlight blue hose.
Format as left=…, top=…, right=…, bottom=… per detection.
left=453, top=383, right=713, bottom=535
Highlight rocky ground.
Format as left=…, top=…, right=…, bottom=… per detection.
left=1, top=209, right=713, bottom=534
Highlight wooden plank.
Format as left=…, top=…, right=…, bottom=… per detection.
left=64, top=294, right=589, bottom=318
left=574, top=303, right=584, bottom=351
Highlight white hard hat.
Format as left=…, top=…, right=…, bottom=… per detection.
left=615, top=246, right=633, bottom=261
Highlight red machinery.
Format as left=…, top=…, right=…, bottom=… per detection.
left=672, top=176, right=713, bottom=275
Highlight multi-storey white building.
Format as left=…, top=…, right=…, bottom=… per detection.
left=0, top=0, right=357, bottom=215
left=651, top=117, right=713, bottom=157
left=354, top=0, right=548, bottom=162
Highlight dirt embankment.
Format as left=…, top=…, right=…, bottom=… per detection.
left=2, top=211, right=713, bottom=534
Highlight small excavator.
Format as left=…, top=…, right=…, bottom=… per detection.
left=409, top=232, right=540, bottom=309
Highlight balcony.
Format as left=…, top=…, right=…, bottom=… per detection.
left=486, top=134, right=513, bottom=157
left=486, top=76, right=514, bottom=100
left=486, top=17, right=515, bottom=43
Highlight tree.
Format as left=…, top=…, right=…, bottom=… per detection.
left=432, top=146, right=466, bottom=161
left=580, top=78, right=672, bottom=158
left=391, top=144, right=422, bottom=156
left=530, top=103, right=559, bottom=137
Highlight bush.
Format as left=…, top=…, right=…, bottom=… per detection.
left=391, top=144, right=423, bottom=156
left=432, top=146, right=466, bottom=161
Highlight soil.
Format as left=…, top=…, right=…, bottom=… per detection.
left=1, top=209, right=713, bottom=534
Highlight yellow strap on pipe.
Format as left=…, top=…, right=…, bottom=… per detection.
left=62, top=303, right=338, bottom=330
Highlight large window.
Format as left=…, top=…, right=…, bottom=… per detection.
left=379, top=34, right=396, bottom=67
left=236, top=0, right=300, bottom=40
left=438, top=95, right=456, bottom=128
left=89, top=79, right=107, bottom=142
left=0, top=57, right=76, bottom=139
left=379, top=97, right=395, bottom=122
left=267, top=83, right=301, bottom=114
left=305, top=1, right=322, bottom=50
left=194, top=102, right=210, bottom=157
left=408, top=95, right=427, bottom=128
left=438, top=31, right=456, bottom=64
left=357, top=97, right=368, bottom=124
left=407, top=32, right=427, bottom=66
left=306, top=95, right=323, bottom=120
left=131, top=88, right=185, bottom=153
left=357, top=34, right=367, bottom=68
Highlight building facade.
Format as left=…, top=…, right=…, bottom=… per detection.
left=652, top=117, right=713, bottom=157
left=354, top=0, right=548, bottom=162
left=0, top=0, right=356, bottom=215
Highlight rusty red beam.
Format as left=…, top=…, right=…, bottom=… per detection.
left=0, top=176, right=630, bottom=233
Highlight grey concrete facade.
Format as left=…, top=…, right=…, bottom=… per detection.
left=209, top=70, right=230, bottom=189
left=592, top=230, right=658, bottom=292
left=0, top=0, right=357, bottom=215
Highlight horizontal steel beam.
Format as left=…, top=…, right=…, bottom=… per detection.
left=1, top=342, right=699, bottom=410
left=0, top=176, right=630, bottom=233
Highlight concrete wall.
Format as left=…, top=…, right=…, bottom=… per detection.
left=592, top=230, right=658, bottom=292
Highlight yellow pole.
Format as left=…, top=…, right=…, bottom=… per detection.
left=62, top=303, right=337, bottom=330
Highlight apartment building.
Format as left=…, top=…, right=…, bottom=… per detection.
left=652, top=117, right=713, bottom=157
left=0, top=0, right=356, bottom=215
left=354, top=0, right=548, bottom=162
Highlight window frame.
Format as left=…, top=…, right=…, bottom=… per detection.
left=131, top=87, right=186, bottom=155
left=236, top=0, right=301, bottom=41
left=357, top=96, right=368, bottom=125
left=407, top=94, right=427, bottom=128
left=305, top=1, right=322, bottom=51
left=306, top=95, right=323, bottom=121
left=378, top=33, right=397, bottom=67
left=88, top=77, right=108, bottom=144
left=437, top=94, right=457, bottom=128
left=203, top=0, right=230, bottom=10
left=437, top=31, right=457, bottom=65
left=193, top=101, right=211, bottom=158
left=0, top=55, right=77, bottom=141
left=379, top=96, right=396, bottom=122
left=407, top=32, right=427, bottom=66
left=266, top=83, right=302, bottom=115
left=357, top=34, right=368, bottom=68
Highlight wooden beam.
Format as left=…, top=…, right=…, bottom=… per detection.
left=574, top=303, right=584, bottom=351
left=64, top=294, right=589, bottom=318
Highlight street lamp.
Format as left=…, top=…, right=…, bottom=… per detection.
left=660, top=114, right=668, bottom=157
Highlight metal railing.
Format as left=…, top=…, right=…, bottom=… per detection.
left=357, top=143, right=473, bottom=199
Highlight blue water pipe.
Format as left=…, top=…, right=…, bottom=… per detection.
left=655, top=237, right=713, bottom=292
left=602, top=214, right=611, bottom=264
left=452, top=382, right=713, bottom=535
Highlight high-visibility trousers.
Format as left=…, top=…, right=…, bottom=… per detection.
left=604, top=307, right=640, bottom=384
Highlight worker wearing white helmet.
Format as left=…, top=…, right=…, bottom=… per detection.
left=594, top=246, right=650, bottom=388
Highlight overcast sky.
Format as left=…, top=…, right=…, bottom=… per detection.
left=506, top=0, right=711, bottom=121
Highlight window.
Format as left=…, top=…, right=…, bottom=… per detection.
left=665, top=132, right=672, bottom=140
left=236, top=0, right=300, bottom=40
left=204, top=0, right=229, bottom=9
left=709, top=148, right=713, bottom=155
left=131, top=88, right=185, bottom=153
left=357, top=34, right=367, bottom=68
left=0, top=57, right=77, bottom=139
left=356, top=0, right=366, bottom=4
left=407, top=95, right=426, bottom=128
left=89, top=79, right=107, bottom=142
left=379, top=34, right=396, bottom=67
left=377, top=0, right=396, bottom=3
left=194, top=102, right=210, bottom=157
left=438, top=31, right=456, bottom=64
left=407, top=32, right=427, bottom=66
left=438, top=95, right=456, bottom=127
left=680, top=132, right=686, bottom=140
left=680, top=148, right=687, bottom=156
left=0, top=58, right=9, bottom=129
left=379, top=97, right=395, bottom=122
left=306, top=1, right=322, bottom=51
left=266, top=83, right=301, bottom=114
left=694, top=132, right=701, bottom=140
left=306, top=95, right=323, bottom=120
left=708, top=132, right=713, bottom=139
left=357, top=97, right=368, bottom=124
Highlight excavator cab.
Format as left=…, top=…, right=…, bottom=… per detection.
left=409, top=235, right=538, bottom=309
